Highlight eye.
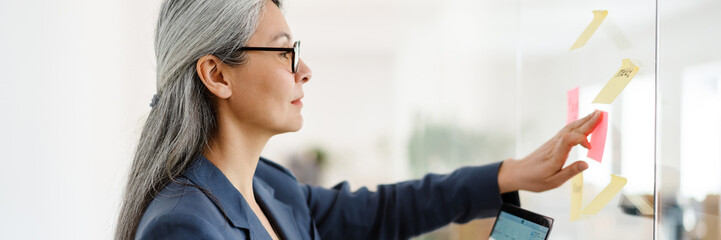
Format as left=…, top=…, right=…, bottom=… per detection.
left=280, top=52, right=290, bottom=58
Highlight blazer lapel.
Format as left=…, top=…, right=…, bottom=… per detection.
left=183, top=155, right=253, bottom=231
left=254, top=178, right=302, bottom=240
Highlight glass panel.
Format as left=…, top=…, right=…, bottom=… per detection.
left=284, top=1, right=520, bottom=238
left=515, top=0, right=656, bottom=238
left=657, top=0, right=721, bottom=239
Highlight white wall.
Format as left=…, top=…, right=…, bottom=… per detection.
left=0, top=0, right=156, bottom=238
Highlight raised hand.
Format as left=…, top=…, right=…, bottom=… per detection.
left=498, top=110, right=602, bottom=193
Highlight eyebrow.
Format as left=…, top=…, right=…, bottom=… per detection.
left=271, top=32, right=292, bottom=44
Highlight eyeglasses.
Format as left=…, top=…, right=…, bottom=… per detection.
left=239, top=41, right=301, bottom=73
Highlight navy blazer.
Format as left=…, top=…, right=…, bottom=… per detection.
left=135, top=155, right=519, bottom=239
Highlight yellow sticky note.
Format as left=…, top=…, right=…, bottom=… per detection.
left=570, top=10, right=608, bottom=51
left=626, top=194, right=654, bottom=216
left=581, top=174, right=627, bottom=215
left=570, top=172, right=583, bottom=221
left=592, top=59, right=639, bottom=104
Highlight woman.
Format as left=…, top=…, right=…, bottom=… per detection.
left=116, top=0, right=601, bottom=239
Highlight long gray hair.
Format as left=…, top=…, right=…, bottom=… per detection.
left=115, top=0, right=282, bottom=239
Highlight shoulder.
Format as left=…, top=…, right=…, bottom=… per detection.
left=135, top=209, right=229, bottom=239
left=135, top=179, right=237, bottom=239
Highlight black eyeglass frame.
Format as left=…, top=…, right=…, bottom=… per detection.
left=239, top=41, right=300, bottom=73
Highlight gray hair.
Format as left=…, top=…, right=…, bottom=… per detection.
left=115, top=0, right=282, bottom=239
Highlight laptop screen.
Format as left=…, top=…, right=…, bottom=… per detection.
left=489, top=211, right=550, bottom=240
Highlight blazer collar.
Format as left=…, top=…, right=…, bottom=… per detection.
left=254, top=177, right=302, bottom=240
left=182, top=155, right=301, bottom=239
left=182, top=155, right=252, bottom=229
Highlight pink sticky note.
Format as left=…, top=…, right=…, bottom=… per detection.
left=567, top=87, right=579, bottom=124
left=587, top=111, right=608, bottom=163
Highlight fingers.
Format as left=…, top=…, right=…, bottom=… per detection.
left=567, top=110, right=600, bottom=132
left=559, top=132, right=592, bottom=153
left=548, top=161, right=589, bottom=188
left=576, top=110, right=603, bottom=135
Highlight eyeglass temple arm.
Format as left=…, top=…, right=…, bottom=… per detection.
left=239, top=47, right=294, bottom=52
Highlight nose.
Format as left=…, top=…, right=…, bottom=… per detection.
left=295, top=58, right=312, bottom=84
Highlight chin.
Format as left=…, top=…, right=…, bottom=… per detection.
left=290, top=118, right=303, bottom=132
left=277, top=118, right=303, bottom=133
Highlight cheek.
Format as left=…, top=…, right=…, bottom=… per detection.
left=226, top=55, right=299, bottom=127
left=230, top=74, right=293, bottom=122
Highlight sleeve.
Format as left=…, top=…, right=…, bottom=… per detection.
left=135, top=212, right=228, bottom=240
left=300, top=161, right=520, bottom=240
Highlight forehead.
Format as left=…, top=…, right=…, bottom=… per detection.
left=249, top=1, right=292, bottom=45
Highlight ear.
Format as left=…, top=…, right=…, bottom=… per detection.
left=196, top=55, right=232, bottom=99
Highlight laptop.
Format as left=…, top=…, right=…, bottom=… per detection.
left=489, top=203, right=554, bottom=240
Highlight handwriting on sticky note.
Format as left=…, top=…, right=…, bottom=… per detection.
left=570, top=10, right=608, bottom=51
left=581, top=175, right=627, bottom=215
left=570, top=172, right=583, bottom=221
left=592, top=59, right=639, bottom=104
left=587, top=111, right=608, bottom=163
left=567, top=87, right=580, bottom=124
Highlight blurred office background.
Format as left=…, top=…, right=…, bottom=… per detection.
left=0, top=0, right=719, bottom=239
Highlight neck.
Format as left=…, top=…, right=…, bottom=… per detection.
left=203, top=113, right=273, bottom=201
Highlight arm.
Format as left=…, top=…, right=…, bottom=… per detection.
left=302, top=110, right=601, bottom=240
left=302, top=162, right=518, bottom=240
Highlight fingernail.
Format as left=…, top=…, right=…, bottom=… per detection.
left=578, top=162, right=589, bottom=171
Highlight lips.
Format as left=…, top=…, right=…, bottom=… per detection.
left=291, top=96, right=303, bottom=106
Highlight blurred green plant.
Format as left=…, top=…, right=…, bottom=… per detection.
left=407, top=114, right=514, bottom=178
